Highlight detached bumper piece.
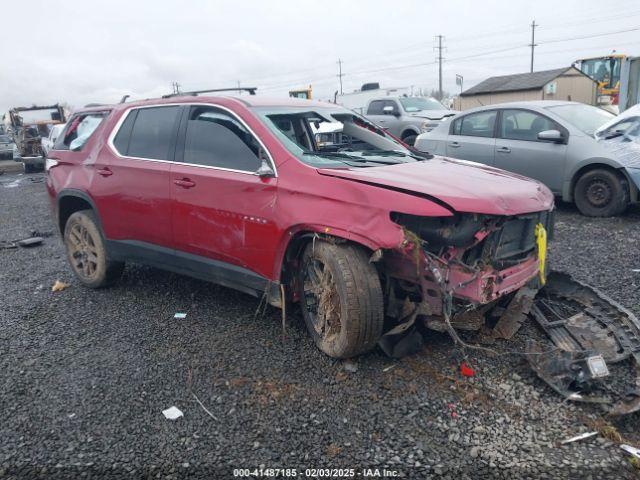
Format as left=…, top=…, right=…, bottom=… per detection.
left=527, top=271, right=640, bottom=415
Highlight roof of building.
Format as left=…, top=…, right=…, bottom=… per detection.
left=460, top=67, right=591, bottom=97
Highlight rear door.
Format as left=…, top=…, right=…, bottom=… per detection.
left=93, top=105, right=181, bottom=248
left=446, top=110, right=497, bottom=165
left=170, top=104, right=278, bottom=279
left=493, top=109, right=568, bottom=193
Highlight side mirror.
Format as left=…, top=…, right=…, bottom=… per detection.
left=256, top=159, right=276, bottom=178
left=537, top=129, right=564, bottom=143
left=383, top=105, right=399, bottom=116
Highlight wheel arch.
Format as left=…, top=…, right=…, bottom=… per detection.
left=565, top=161, right=630, bottom=203
left=274, top=226, right=379, bottom=286
left=401, top=127, right=420, bottom=139
left=56, top=190, right=102, bottom=235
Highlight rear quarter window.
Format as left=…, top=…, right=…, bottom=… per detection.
left=55, top=112, right=108, bottom=151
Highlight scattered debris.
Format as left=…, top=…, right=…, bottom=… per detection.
left=621, top=444, right=640, bottom=460
left=382, top=364, right=396, bottom=373
left=632, top=269, right=640, bottom=273
left=526, top=271, right=640, bottom=415
left=51, top=280, right=70, bottom=292
left=343, top=360, right=358, bottom=373
left=192, top=393, right=218, bottom=421
left=460, top=362, right=475, bottom=377
left=162, top=406, right=183, bottom=420
left=493, top=285, right=537, bottom=339
left=16, top=237, right=43, bottom=248
left=174, top=312, right=187, bottom=319
left=560, top=431, right=598, bottom=444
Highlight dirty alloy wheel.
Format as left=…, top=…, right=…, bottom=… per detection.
left=574, top=168, right=628, bottom=217
left=298, top=240, right=384, bottom=358
left=63, top=210, right=124, bottom=288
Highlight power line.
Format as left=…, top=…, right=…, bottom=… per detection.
left=540, top=26, right=640, bottom=45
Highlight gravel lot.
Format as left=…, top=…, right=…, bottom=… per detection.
left=1, top=171, right=640, bottom=479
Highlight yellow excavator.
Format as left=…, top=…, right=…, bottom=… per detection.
left=288, top=86, right=312, bottom=100
left=575, top=54, right=627, bottom=106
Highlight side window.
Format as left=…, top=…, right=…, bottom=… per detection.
left=126, top=106, right=180, bottom=160
left=55, top=113, right=107, bottom=151
left=457, top=111, right=497, bottom=138
left=500, top=109, right=557, bottom=141
left=383, top=100, right=399, bottom=114
left=182, top=106, right=264, bottom=172
left=451, top=117, right=462, bottom=135
left=367, top=101, right=385, bottom=115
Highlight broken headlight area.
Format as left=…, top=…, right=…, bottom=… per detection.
left=384, top=210, right=552, bottom=314
left=376, top=210, right=552, bottom=356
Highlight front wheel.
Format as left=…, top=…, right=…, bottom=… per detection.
left=574, top=169, right=628, bottom=217
left=403, top=135, right=417, bottom=146
left=63, top=210, right=124, bottom=288
left=297, top=241, right=384, bottom=358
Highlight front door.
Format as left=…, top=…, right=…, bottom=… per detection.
left=170, top=105, right=278, bottom=279
left=493, top=109, right=568, bottom=194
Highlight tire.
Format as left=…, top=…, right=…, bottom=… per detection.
left=63, top=210, right=124, bottom=288
left=574, top=168, right=629, bottom=217
left=403, top=134, right=417, bottom=146
left=297, top=240, right=384, bottom=358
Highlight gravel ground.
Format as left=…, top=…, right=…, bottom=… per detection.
left=1, top=172, right=640, bottom=479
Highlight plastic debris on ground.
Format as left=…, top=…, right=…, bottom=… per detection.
left=174, top=313, right=187, bottom=319
left=559, top=431, right=599, bottom=444
left=51, top=280, right=70, bottom=292
left=162, top=406, right=183, bottom=420
left=460, top=362, right=475, bottom=377
left=621, top=444, right=640, bottom=460
left=343, top=360, right=358, bottom=373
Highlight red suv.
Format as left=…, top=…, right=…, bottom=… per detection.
left=46, top=94, right=554, bottom=358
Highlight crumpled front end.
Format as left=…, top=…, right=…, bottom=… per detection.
left=378, top=209, right=554, bottom=328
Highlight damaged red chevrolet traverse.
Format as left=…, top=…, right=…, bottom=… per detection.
left=46, top=94, right=553, bottom=358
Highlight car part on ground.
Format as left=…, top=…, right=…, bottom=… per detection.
left=527, top=271, right=640, bottom=416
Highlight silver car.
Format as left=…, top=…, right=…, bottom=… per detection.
left=415, top=100, right=640, bottom=217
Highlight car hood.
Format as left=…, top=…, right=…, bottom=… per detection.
left=409, top=110, right=457, bottom=121
left=317, top=156, right=554, bottom=215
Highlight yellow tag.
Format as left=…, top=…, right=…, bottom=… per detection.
left=534, top=223, right=547, bottom=286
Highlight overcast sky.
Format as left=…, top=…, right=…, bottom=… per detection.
left=2, top=0, right=639, bottom=112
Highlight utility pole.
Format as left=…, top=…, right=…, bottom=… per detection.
left=237, top=80, right=242, bottom=95
left=337, top=59, right=344, bottom=95
left=435, top=35, right=445, bottom=100
left=171, top=81, right=181, bottom=95
left=529, top=20, right=538, bottom=73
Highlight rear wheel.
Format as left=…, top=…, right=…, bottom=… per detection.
left=574, top=168, right=628, bottom=217
left=63, top=210, right=124, bottom=288
left=297, top=240, right=384, bottom=358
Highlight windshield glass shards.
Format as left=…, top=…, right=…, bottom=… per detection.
left=254, top=106, right=424, bottom=168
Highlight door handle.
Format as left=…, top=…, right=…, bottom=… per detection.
left=97, top=167, right=113, bottom=177
left=449, top=141, right=460, bottom=148
left=174, top=178, right=196, bottom=189
left=497, top=146, right=511, bottom=153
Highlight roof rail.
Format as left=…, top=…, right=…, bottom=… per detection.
left=162, top=87, right=257, bottom=99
